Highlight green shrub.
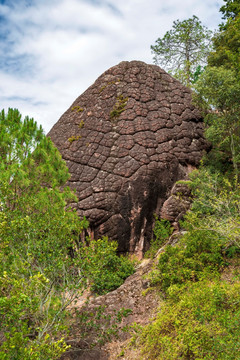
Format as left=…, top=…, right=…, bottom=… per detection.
left=149, top=168, right=240, bottom=291
left=78, top=237, right=136, bottom=295
left=0, top=263, right=70, bottom=360
left=0, top=333, right=69, bottom=360
left=75, top=305, right=132, bottom=346
left=138, top=167, right=240, bottom=359
left=0, top=109, right=88, bottom=358
left=145, top=218, right=173, bottom=258
left=150, top=222, right=225, bottom=291
left=140, top=279, right=240, bottom=359
left=0, top=109, right=135, bottom=357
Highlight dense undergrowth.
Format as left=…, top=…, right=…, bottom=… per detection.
left=1, top=113, right=240, bottom=359
left=140, top=277, right=240, bottom=359
left=1, top=2, right=240, bottom=357
left=132, top=167, right=240, bottom=359
left=0, top=109, right=135, bottom=359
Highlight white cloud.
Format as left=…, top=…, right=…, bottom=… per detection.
left=0, top=0, right=225, bottom=133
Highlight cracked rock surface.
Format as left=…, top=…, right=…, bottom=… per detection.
left=48, top=61, right=210, bottom=254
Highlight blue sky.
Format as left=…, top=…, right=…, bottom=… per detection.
left=0, top=0, right=225, bottom=133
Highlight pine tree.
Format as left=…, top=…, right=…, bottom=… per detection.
left=0, top=109, right=88, bottom=359
left=151, top=16, right=212, bottom=86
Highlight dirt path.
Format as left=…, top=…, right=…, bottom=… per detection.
left=61, top=259, right=160, bottom=360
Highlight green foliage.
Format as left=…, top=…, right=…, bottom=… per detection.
left=191, top=65, right=206, bottom=84
left=78, top=119, right=85, bottom=129
left=139, top=279, right=240, bottom=359
left=150, top=168, right=240, bottom=291
left=208, top=14, right=240, bottom=73
left=151, top=16, right=212, bottom=85
left=220, top=0, right=240, bottom=22
left=75, top=305, right=132, bottom=347
left=194, top=65, right=240, bottom=180
left=145, top=218, right=173, bottom=258
left=201, top=7, right=240, bottom=180
left=0, top=108, right=89, bottom=358
left=0, top=109, right=86, bottom=282
left=0, top=108, right=136, bottom=357
left=0, top=269, right=70, bottom=360
left=153, top=218, right=173, bottom=244
left=71, top=106, right=83, bottom=112
left=135, top=166, right=240, bottom=360
left=150, top=228, right=224, bottom=290
left=0, top=334, right=69, bottom=360
left=110, top=95, right=128, bottom=120
left=78, top=237, right=136, bottom=295
left=194, top=66, right=240, bottom=112
left=68, top=134, right=82, bottom=143
left=188, top=168, right=240, bottom=252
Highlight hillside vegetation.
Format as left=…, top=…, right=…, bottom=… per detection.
left=1, top=1, right=240, bottom=359
left=0, top=109, right=135, bottom=359
left=133, top=2, right=240, bottom=358
left=133, top=168, right=240, bottom=359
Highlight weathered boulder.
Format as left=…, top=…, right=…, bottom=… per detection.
left=160, top=181, right=193, bottom=230
left=48, top=60, right=209, bottom=255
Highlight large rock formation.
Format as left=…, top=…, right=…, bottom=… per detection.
left=48, top=60, right=209, bottom=255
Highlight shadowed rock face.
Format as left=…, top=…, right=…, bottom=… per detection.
left=48, top=61, right=209, bottom=255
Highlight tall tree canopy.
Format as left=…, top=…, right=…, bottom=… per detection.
left=151, top=16, right=212, bottom=86
left=194, top=2, right=240, bottom=181
left=208, top=14, right=240, bottom=72
left=208, top=0, right=240, bottom=70
left=220, top=0, right=240, bottom=21
left=194, top=66, right=240, bottom=179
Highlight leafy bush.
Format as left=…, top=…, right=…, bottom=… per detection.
left=145, top=218, right=173, bottom=258
left=75, top=305, right=132, bottom=347
left=150, top=168, right=240, bottom=291
left=136, top=167, right=240, bottom=359
left=0, top=109, right=136, bottom=357
left=0, top=109, right=88, bottom=358
left=78, top=237, right=136, bottom=295
left=189, top=168, right=240, bottom=253
left=0, top=268, right=70, bottom=360
left=140, top=279, right=240, bottom=359
left=150, top=227, right=225, bottom=290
